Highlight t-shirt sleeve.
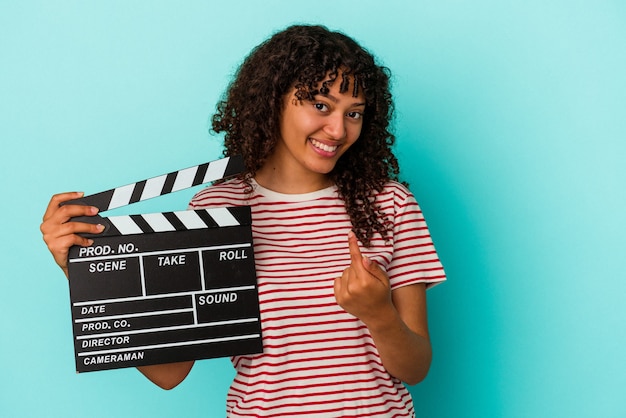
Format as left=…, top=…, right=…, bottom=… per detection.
left=386, top=188, right=446, bottom=290
left=187, top=179, right=248, bottom=210
left=188, top=187, right=214, bottom=210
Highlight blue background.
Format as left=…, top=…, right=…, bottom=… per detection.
left=1, top=1, right=624, bottom=417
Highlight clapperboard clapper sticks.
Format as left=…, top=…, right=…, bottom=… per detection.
left=63, top=155, right=263, bottom=373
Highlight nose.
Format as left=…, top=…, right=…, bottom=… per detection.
left=323, top=113, right=346, bottom=140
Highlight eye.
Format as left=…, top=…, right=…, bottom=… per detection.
left=314, top=102, right=329, bottom=112
left=347, top=111, right=363, bottom=120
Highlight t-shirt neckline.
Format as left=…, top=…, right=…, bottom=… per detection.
left=250, top=178, right=337, bottom=202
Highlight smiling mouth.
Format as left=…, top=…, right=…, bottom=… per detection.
left=310, top=138, right=339, bottom=153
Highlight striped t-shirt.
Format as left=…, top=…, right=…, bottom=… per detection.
left=189, top=178, right=445, bottom=417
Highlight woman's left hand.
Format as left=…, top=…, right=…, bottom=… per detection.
left=334, top=231, right=395, bottom=327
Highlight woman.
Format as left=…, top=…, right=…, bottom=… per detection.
left=41, top=24, right=445, bottom=417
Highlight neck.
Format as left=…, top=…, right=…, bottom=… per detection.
left=255, top=161, right=332, bottom=194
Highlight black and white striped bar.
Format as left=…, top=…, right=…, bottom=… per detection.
left=98, top=207, right=247, bottom=237
left=68, top=155, right=244, bottom=212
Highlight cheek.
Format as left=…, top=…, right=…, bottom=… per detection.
left=347, top=123, right=363, bottom=143
left=281, top=112, right=317, bottom=140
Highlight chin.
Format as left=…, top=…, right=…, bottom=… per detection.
left=309, top=163, right=337, bottom=175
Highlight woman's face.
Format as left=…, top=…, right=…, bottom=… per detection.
left=272, top=76, right=366, bottom=181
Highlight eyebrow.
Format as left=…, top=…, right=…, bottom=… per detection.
left=320, top=92, right=366, bottom=107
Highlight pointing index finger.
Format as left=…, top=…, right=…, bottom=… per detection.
left=348, top=231, right=381, bottom=277
left=348, top=231, right=365, bottom=266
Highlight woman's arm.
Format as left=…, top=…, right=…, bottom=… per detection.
left=334, top=232, right=432, bottom=385
left=367, top=283, right=431, bottom=385
left=138, top=361, right=195, bottom=390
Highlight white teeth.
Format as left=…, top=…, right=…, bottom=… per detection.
left=311, top=139, right=338, bottom=152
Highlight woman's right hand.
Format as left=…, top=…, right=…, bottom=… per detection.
left=40, top=192, right=105, bottom=277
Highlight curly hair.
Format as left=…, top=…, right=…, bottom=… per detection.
left=212, top=24, right=401, bottom=247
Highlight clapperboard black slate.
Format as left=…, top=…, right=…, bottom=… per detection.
left=64, top=156, right=263, bottom=372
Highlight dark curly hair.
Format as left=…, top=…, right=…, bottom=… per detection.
left=212, top=24, right=401, bottom=246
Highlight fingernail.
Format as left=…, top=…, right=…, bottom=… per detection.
left=90, top=206, right=99, bottom=214
left=87, top=239, right=94, bottom=246
left=348, top=230, right=355, bottom=238
left=96, top=224, right=105, bottom=231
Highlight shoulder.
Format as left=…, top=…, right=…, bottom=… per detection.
left=381, top=181, right=413, bottom=197
left=189, top=178, right=249, bottom=209
left=372, top=181, right=425, bottom=224
left=376, top=181, right=417, bottom=206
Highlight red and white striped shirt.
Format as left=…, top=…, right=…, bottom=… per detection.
left=189, top=178, right=445, bottom=417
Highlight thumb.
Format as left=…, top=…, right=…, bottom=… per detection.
left=361, top=254, right=384, bottom=276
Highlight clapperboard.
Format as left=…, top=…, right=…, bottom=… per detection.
left=64, top=156, right=263, bottom=373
